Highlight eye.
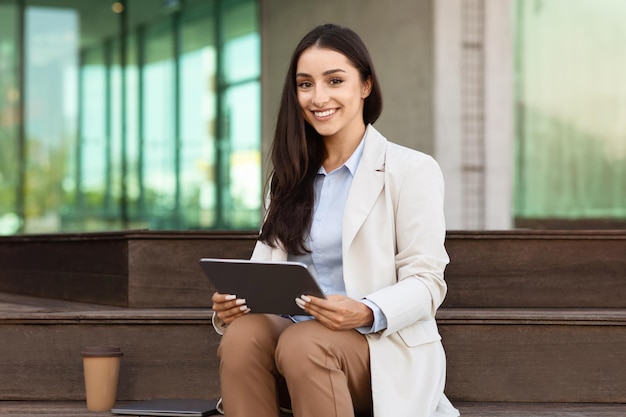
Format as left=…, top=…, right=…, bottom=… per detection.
left=297, top=81, right=312, bottom=89
left=329, top=78, right=343, bottom=86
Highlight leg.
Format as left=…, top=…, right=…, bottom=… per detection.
left=218, top=314, right=292, bottom=417
left=275, top=320, right=372, bottom=417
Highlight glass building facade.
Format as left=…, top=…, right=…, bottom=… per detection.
left=514, top=0, right=626, bottom=225
left=1, top=0, right=624, bottom=235
left=0, top=0, right=261, bottom=234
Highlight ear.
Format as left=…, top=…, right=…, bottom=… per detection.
left=361, top=76, right=373, bottom=99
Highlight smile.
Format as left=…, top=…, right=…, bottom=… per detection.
left=313, top=109, right=336, bottom=118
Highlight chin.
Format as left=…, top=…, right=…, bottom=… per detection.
left=310, top=123, right=339, bottom=138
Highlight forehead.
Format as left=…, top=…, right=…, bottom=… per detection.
left=296, top=46, right=357, bottom=75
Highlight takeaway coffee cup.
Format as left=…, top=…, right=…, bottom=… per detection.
left=81, top=346, right=123, bottom=411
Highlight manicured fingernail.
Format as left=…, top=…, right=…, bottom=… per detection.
left=244, top=308, right=251, bottom=313
left=301, top=295, right=311, bottom=302
left=225, top=294, right=236, bottom=301
left=235, top=298, right=246, bottom=305
left=295, top=298, right=306, bottom=309
left=239, top=305, right=248, bottom=311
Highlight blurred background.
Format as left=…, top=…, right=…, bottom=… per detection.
left=0, top=0, right=624, bottom=234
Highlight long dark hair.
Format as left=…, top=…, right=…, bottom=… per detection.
left=258, top=23, right=383, bottom=254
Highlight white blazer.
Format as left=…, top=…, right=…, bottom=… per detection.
left=249, top=125, right=459, bottom=417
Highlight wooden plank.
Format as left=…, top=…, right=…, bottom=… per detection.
left=127, top=235, right=256, bottom=308
left=1, top=230, right=624, bottom=308
left=437, top=308, right=626, bottom=325
left=455, top=402, right=626, bottom=417
left=0, top=293, right=220, bottom=401
left=0, top=231, right=258, bottom=308
left=2, top=292, right=626, bottom=403
left=440, top=322, right=626, bottom=403
left=443, top=231, right=626, bottom=308
left=0, top=321, right=220, bottom=401
left=0, top=270, right=128, bottom=307
left=0, top=402, right=111, bottom=416
left=0, top=238, right=129, bottom=306
left=1, top=402, right=626, bottom=417
left=0, top=295, right=215, bottom=400
left=0, top=292, right=123, bottom=315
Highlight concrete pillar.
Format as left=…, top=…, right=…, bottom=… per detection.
left=434, top=0, right=513, bottom=230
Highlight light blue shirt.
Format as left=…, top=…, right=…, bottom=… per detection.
left=288, top=137, right=388, bottom=334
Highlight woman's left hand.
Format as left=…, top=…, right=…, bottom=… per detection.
left=296, top=294, right=374, bottom=331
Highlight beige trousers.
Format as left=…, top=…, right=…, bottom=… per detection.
left=217, top=314, right=373, bottom=417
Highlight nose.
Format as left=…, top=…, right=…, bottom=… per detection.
left=312, top=86, right=329, bottom=107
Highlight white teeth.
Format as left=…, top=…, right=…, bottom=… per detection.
left=314, top=109, right=336, bottom=117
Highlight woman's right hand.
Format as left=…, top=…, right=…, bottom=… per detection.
left=211, top=292, right=250, bottom=325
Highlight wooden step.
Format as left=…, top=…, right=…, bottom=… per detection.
left=1, top=401, right=626, bottom=417
left=0, top=402, right=110, bottom=416
left=0, top=231, right=257, bottom=308
left=0, top=293, right=221, bottom=401
left=455, top=402, right=626, bottom=417
left=442, top=230, right=626, bottom=308
left=2, top=230, right=624, bottom=309
left=439, top=308, right=626, bottom=403
left=2, top=293, right=625, bottom=404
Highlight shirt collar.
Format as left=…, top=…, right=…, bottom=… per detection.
left=317, top=133, right=366, bottom=176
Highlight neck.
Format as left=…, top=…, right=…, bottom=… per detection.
left=322, top=125, right=366, bottom=172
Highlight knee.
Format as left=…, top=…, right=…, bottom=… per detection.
left=275, top=322, right=328, bottom=377
left=218, top=315, right=278, bottom=369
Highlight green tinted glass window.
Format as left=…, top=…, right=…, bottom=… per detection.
left=0, top=1, right=20, bottom=235
left=80, top=46, right=107, bottom=212
left=179, top=9, right=218, bottom=228
left=142, top=21, right=177, bottom=228
left=2, top=0, right=260, bottom=234
left=515, top=0, right=626, bottom=222
left=24, top=6, right=79, bottom=232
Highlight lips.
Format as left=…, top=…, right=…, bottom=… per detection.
left=313, top=109, right=336, bottom=118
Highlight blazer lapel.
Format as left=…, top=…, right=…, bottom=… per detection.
left=343, top=125, right=387, bottom=253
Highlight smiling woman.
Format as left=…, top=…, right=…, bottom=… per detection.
left=211, top=23, right=459, bottom=417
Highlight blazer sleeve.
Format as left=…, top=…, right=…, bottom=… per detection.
left=365, top=153, right=449, bottom=336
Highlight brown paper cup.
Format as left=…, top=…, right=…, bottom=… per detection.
left=81, top=346, right=123, bottom=411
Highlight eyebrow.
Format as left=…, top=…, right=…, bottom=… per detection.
left=295, top=68, right=347, bottom=78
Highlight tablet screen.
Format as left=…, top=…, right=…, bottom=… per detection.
left=199, top=258, right=325, bottom=316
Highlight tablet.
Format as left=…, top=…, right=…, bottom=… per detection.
left=199, top=258, right=325, bottom=316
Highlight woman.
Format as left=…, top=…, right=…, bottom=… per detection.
left=211, top=23, right=459, bottom=417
